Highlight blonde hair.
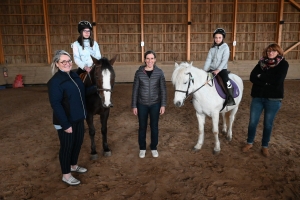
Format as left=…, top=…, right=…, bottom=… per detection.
left=262, top=43, right=284, bottom=58
left=51, top=50, right=71, bottom=75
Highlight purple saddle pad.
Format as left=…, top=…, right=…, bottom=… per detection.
left=215, top=79, right=240, bottom=99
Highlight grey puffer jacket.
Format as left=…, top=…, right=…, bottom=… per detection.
left=131, top=65, right=167, bottom=107
left=203, top=43, right=230, bottom=71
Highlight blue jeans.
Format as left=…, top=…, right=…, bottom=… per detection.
left=247, top=98, right=281, bottom=147
left=137, top=102, right=161, bottom=150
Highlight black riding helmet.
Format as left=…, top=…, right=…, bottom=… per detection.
left=213, top=28, right=226, bottom=39
left=78, top=21, right=93, bottom=33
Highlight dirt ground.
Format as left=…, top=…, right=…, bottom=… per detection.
left=0, top=80, right=299, bottom=200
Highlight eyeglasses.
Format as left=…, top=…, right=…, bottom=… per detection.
left=267, top=50, right=277, bottom=53
left=59, top=60, right=72, bottom=65
left=83, top=30, right=91, bottom=33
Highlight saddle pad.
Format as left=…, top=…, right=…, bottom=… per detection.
left=215, top=79, right=240, bottom=99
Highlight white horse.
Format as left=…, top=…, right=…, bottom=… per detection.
left=172, top=62, right=244, bottom=154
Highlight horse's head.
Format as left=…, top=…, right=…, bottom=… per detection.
left=91, top=55, right=117, bottom=108
left=172, top=62, right=195, bottom=107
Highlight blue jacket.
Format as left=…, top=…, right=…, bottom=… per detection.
left=47, top=70, right=86, bottom=130
left=72, top=39, right=101, bottom=69
left=131, top=65, right=167, bottom=107
left=203, top=43, right=230, bottom=71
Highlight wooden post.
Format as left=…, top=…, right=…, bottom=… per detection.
left=288, top=0, right=300, bottom=10
left=231, top=0, right=238, bottom=61
left=20, top=0, right=28, bottom=63
left=284, top=41, right=300, bottom=55
left=276, top=0, right=284, bottom=45
left=43, top=0, right=51, bottom=64
left=186, top=0, right=191, bottom=62
left=140, top=0, right=144, bottom=63
left=0, top=28, right=4, bottom=64
left=92, top=0, right=97, bottom=41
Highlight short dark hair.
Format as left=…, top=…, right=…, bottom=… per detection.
left=144, top=50, right=156, bottom=59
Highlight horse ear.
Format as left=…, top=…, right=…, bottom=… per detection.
left=190, top=61, right=193, bottom=66
left=91, top=55, right=99, bottom=64
left=110, top=55, right=118, bottom=66
left=175, top=62, right=179, bottom=68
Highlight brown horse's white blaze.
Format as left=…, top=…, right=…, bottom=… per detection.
left=102, top=69, right=112, bottom=107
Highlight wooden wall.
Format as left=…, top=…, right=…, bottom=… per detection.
left=0, top=0, right=299, bottom=65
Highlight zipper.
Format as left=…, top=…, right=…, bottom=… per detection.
left=67, top=73, right=86, bottom=119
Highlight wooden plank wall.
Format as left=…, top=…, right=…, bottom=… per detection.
left=0, top=0, right=299, bottom=65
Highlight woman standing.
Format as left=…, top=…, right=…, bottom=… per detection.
left=203, top=28, right=235, bottom=106
left=131, top=50, right=167, bottom=158
left=242, top=43, right=289, bottom=157
left=72, top=20, right=101, bottom=74
left=48, top=50, right=87, bottom=186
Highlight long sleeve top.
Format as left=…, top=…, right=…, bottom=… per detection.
left=131, top=65, right=167, bottom=108
left=47, top=70, right=86, bottom=130
left=72, top=39, right=101, bottom=70
left=203, top=43, right=230, bottom=71
left=250, top=58, right=289, bottom=98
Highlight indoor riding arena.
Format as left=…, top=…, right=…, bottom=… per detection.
left=0, top=0, right=299, bottom=199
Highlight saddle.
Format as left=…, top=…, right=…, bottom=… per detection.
left=79, top=72, right=88, bottom=83
left=213, top=72, right=240, bottom=99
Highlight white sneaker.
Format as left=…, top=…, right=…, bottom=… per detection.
left=139, top=150, right=146, bottom=158
left=151, top=150, right=159, bottom=158
left=62, top=175, right=80, bottom=186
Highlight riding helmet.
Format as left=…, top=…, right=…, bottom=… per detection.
left=213, top=28, right=226, bottom=38
left=78, top=21, right=94, bottom=33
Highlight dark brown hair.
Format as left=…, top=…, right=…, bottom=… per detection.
left=262, top=43, right=284, bottom=57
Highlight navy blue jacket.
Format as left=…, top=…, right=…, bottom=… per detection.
left=131, top=65, right=167, bottom=107
left=250, top=58, right=289, bottom=98
left=47, top=70, right=86, bottom=130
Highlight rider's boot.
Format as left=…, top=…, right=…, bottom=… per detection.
left=226, top=81, right=236, bottom=106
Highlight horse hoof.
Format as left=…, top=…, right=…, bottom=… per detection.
left=90, top=154, right=98, bottom=160
left=221, top=130, right=227, bottom=135
left=226, top=136, right=232, bottom=141
left=103, top=151, right=112, bottom=157
left=193, top=148, right=200, bottom=152
left=213, top=150, right=220, bottom=155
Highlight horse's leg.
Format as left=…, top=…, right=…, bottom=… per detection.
left=193, top=113, right=205, bottom=151
left=86, top=114, right=98, bottom=160
left=211, top=113, right=221, bottom=154
left=226, top=107, right=238, bottom=141
left=100, top=109, right=112, bottom=157
left=221, top=112, right=228, bottom=135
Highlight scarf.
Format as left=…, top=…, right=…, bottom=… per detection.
left=259, top=55, right=283, bottom=71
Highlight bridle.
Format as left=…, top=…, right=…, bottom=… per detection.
left=89, top=65, right=113, bottom=97
left=175, top=72, right=216, bottom=102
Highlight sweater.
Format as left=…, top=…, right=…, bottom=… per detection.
left=47, top=70, right=86, bottom=130
left=203, top=43, right=230, bottom=71
left=72, top=39, right=101, bottom=70
left=131, top=65, right=167, bottom=107
left=250, top=58, right=289, bottom=98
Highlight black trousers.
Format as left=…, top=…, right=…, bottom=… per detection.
left=217, top=69, right=229, bottom=87
left=57, top=120, right=85, bottom=174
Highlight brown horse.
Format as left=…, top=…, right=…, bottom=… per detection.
left=83, top=55, right=117, bottom=160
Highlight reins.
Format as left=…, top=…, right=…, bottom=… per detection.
left=175, top=72, right=217, bottom=102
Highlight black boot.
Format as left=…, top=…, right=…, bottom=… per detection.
left=226, top=87, right=236, bottom=106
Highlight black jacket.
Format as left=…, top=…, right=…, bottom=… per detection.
left=132, top=65, right=167, bottom=107
left=47, top=70, right=86, bottom=130
left=250, top=58, right=289, bottom=98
